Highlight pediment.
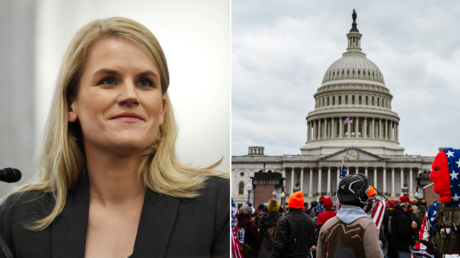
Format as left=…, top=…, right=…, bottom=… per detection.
left=319, top=147, right=384, bottom=162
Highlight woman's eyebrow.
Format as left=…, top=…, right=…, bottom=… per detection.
left=137, top=71, right=159, bottom=79
left=92, top=69, right=159, bottom=79
left=92, top=69, right=118, bottom=77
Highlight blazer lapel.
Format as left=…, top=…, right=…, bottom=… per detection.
left=51, top=174, right=90, bottom=258
left=131, top=189, right=180, bottom=258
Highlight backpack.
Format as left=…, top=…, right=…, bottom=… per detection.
left=265, top=216, right=282, bottom=250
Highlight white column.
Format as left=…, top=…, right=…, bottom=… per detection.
left=383, top=167, right=386, bottom=194
left=337, top=167, right=340, bottom=190
left=323, top=119, right=327, bottom=139
left=318, top=120, right=322, bottom=139
left=385, top=120, right=388, bottom=140
left=347, top=122, right=351, bottom=138
left=355, top=117, right=359, bottom=138
left=291, top=168, right=295, bottom=193
left=308, top=168, right=313, bottom=197
left=364, top=117, right=367, bottom=138
left=409, top=167, right=414, bottom=197
left=400, top=168, right=404, bottom=196
left=313, top=120, right=317, bottom=140
left=318, top=167, right=322, bottom=195
left=327, top=167, right=331, bottom=196
left=300, top=167, right=304, bottom=193
left=355, top=167, right=359, bottom=174
left=307, top=122, right=311, bottom=141
left=331, top=118, right=335, bottom=139
left=391, top=167, right=395, bottom=197
left=339, top=117, right=343, bottom=138
left=374, top=167, right=377, bottom=188
left=379, top=119, right=382, bottom=139
left=365, top=167, right=368, bottom=177
left=372, top=118, right=375, bottom=138
left=396, top=123, right=399, bottom=142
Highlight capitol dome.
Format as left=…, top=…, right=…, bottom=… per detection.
left=300, top=13, right=404, bottom=156
left=322, top=52, right=384, bottom=85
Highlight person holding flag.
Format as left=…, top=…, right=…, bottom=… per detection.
left=232, top=198, right=243, bottom=258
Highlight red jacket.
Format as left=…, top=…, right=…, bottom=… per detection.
left=317, top=210, right=337, bottom=226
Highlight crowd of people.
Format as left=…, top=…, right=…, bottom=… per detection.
left=233, top=173, right=430, bottom=258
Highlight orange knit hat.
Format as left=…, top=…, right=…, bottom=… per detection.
left=288, top=191, right=304, bottom=209
left=367, top=185, right=376, bottom=197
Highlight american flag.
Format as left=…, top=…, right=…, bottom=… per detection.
left=231, top=198, right=243, bottom=258
left=369, top=199, right=385, bottom=233
left=344, top=117, right=353, bottom=124
left=413, top=148, right=460, bottom=251
left=444, top=148, right=460, bottom=202
left=340, top=165, right=347, bottom=180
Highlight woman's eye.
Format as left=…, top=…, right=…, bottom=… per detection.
left=138, top=78, right=153, bottom=87
left=99, top=77, right=116, bottom=85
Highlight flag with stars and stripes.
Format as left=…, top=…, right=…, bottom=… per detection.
left=231, top=198, right=243, bottom=258
left=444, top=148, right=460, bottom=202
left=340, top=165, right=348, bottom=180
left=344, top=117, right=353, bottom=124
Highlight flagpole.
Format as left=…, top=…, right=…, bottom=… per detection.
left=351, top=115, right=354, bottom=147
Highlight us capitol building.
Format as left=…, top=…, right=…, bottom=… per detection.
left=232, top=12, right=435, bottom=207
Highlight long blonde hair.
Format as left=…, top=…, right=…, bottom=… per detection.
left=4, top=17, right=228, bottom=231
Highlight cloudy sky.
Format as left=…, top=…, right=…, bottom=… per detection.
left=232, top=0, right=460, bottom=157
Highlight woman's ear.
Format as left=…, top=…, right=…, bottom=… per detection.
left=158, top=95, right=167, bottom=125
left=68, top=99, right=78, bottom=122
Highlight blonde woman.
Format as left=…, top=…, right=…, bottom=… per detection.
left=0, top=17, right=229, bottom=258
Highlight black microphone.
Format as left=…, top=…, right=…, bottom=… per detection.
left=0, top=168, right=22, bottom=183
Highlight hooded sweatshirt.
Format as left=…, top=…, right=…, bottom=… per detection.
left=317, top=204, right=383, bottom=258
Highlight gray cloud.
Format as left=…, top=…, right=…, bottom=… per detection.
left=232, top=0, right=460, bottom=157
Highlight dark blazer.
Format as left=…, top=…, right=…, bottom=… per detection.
left=0, top=175, right=229, bottom=258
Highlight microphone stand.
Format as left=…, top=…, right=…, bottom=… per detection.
left=0, top=233, right=13, bottom=258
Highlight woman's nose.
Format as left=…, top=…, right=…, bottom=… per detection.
left=118, top=81, right=140, bottom=107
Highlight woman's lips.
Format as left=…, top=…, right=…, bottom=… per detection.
left=111, top=112, right=144, bottom=122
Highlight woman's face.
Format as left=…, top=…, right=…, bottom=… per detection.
left=68, top=37, right=166, bottom=155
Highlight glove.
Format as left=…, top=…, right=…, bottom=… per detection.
left=409, top=239, right=442, bottom=258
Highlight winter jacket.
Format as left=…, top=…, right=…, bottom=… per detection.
left=414, top=205, right=427, bottom=226
left=407, top=208, right=421, bottom=240
left=257, top=212, right=282, bottom=258
left=271, top=209, right=315, bottom=258
left=317, top=205, right=383, bottom=258
left=390, top=206, right=415, bottom=251
left=238, top=214, right=259, bottom=247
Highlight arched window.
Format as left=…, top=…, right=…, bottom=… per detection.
left=322, top=98, right=325, bottom=107
left=339, top=96, right=342, bottom=105
left=377, top=97, right=380, bottom=106
left=365, top=96, right=368, bottom=105
left=333, top=72, right=335, bottom=76
left=352, top=95, right=355, bottom=104
left=353, top=70, right=355, bottom=74
left=333, top=96, right=335, bottom=105
left=342, top=70, right=344, bottom=75
left=327, top=97, right=330, bottom=106
left=372, top=97, right=374, bottom=106
left=347, top=70, right=350, bottom=74
left=345, top=96, right=348, bottom=104
left=358, top=70, right=360, bottom=75
left=359, top=96, right=362, bottom=104
left=238, top=182, right=244, bottom=195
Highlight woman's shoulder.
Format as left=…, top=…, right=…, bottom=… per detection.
left=201, top=176, right=229, bottom=194
left=0, top=190, right=53, bottom=218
